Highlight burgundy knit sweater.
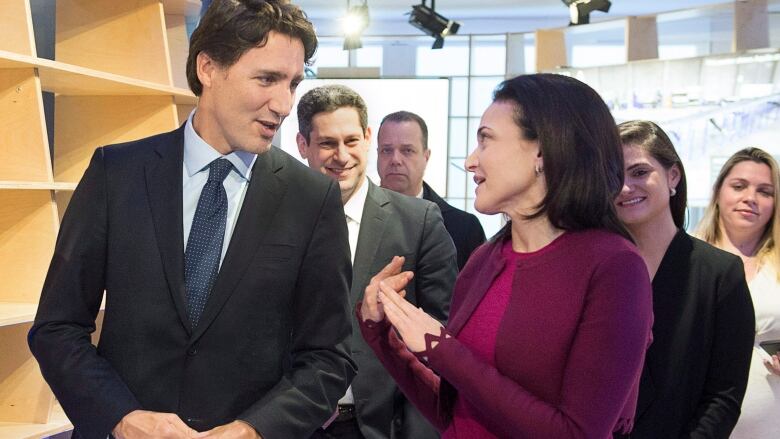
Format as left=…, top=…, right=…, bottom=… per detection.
left=359, top=229, right=653, bottom=438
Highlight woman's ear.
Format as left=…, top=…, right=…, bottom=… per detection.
left=535, top=155, right=544, bottom=176
left=668, top=164, right=682, bottom=191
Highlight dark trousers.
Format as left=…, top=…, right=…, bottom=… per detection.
left=311, top=405, right=365, bottom=439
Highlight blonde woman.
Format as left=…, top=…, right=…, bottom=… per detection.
left=698, top=147, right=780, bottom=438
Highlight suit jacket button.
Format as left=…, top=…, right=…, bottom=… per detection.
left=187, top=348, right=198, bottom=356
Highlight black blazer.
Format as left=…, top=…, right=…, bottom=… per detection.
left=350, top=182, right=457, bottom=439
left=29, top=126, right=357, bottom=439
left=619, top=230, right=755, bottom=438
left=422, top=182, right=485, bottom=270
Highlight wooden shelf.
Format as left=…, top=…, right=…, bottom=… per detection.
left=0, top=303, right=38, bottom=327
left=0, top=1, right=188, bottom=433
left=0, top=191, right=59, bottom=304
left=0, top=50, right=197, bottom=105
left=0, top=403, right=70, bottom=439
left=0, top=301, right=105, bottom=329
left=0, top=182, right=76, bottom=191
left=0, top=0, right=35, bottom=56
left=0, top=68, right=52, bottom=183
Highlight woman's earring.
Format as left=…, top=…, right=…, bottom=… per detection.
left=535, top=163, right=543, bottom=176
left=670, top=187, right=677, bottom=197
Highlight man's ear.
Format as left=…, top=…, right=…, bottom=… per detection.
left=296, top=132, right=309, bottom=160
left=423, top=148, right=431, bottom=163
left=196, top=51, right=219, bottom=91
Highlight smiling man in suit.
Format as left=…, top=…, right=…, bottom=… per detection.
left=296, top=85, right=457, bottom=439
left=377, top=111, right=485, bottom=270
left=28, top=2, right=356, bottom=438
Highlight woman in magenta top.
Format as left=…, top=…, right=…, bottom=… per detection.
left=357, top=74, right=654, bottom=438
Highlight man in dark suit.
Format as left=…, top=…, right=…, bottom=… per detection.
left=28, top=2, right=356, bottom=438
left=295, top=85, right=457, bottom=439
left=377, top=111, right=485, bottom=270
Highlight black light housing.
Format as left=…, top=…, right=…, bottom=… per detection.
left=408, top=1, right=460, bottom=49
left=561, top=0, right=611, bottom=25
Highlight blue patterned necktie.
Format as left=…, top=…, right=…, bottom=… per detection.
left=185, top=158, right=233, bottom=328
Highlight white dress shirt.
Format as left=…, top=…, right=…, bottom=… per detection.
left=339, top=177, right=370, bottom=405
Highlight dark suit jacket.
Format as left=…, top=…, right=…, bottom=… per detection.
left=422, top=182, right=485, bottom=270
left=350, top=182, right=456, bottom=439
left=29, top=126, right=357, bottom=439
left=618, top=230, right=755, bottom=438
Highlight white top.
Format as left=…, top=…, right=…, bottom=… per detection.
left=731, top=263, right=780, bottom=438
left=343, top=177, right=370, bottom=265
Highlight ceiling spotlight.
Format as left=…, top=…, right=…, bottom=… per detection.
left=561, top=0, right=611, bottom=26
left=408, top=0, right=460, bottom=49
left=342, top=1, right=369, bottom=50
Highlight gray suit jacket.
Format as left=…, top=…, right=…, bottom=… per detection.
left=350, top=182, right=457, bottom=439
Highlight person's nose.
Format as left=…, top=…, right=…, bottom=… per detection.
left=620, top=180, right=632, bottom=195
left=390, top=149, right=403, bottom=165
left=743, top=188, right=758, bottom=206
left=268, top=84, right=294, bottom=120
left=333, top=143, right=349, bottom=164
left=465, top=149, right=478, bottom=173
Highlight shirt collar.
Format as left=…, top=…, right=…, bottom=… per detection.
left=344, top=177, right=370, bottom=224
left=184, top=110, right=256, bottom=179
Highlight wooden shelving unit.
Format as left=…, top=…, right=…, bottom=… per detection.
left=0, top=0, right=198, bottom=436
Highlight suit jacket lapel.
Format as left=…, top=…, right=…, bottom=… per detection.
left=190, top=148, right=287, bottom=341
left=446, top=240, right=505, bottom=335
left=145, top=127, right=189, bottom=333
left=422, top=181, right=452, bottom=214
left=351, top=183, right=389, bottom=304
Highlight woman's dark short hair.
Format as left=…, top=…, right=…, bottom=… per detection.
left=618, top=120, right=687, bottom=228
left=492, top=73, right=631, bottom=241
left=186, top=0, right=317, bottom=96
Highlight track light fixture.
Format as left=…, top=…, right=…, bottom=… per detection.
left=408, top=0, right=460, bottom=49
left=342, top=0, right=369, bottom=50
left=561, top=0, right=611, bottom=26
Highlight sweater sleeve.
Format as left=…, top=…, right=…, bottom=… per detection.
left=356, top=305, right=449, bottom=432
left=424, top=250, right=653, bottom=438
left=686, top=257, right=755, bottom=438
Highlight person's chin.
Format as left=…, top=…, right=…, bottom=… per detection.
left=381, top=181, right=404, bottom=193
left=338, top=179, right=356, bottom=193
left=473, top=199, right=497, bottom=215
left=235, top=138, right=272, bottom=155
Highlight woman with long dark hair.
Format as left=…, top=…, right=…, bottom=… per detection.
left=613, top=121, right=754, bottom=438
left=357, top=74, right=653, bottom=438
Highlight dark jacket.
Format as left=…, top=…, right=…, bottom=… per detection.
left=422, top=182, right=485, bottom=270
left=29, top=126, right=357, bottom=439
left=619, top=230, right=755, bottom=439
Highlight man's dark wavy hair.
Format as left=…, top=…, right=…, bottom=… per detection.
left=186, top=0, right=317, bottom=96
